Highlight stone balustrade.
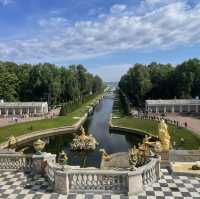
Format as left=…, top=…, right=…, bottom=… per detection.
left=48, top=157, right=160, bottom=196
left=68, top=169, right=128, bottom=194
left=0, top=153, right=32, bottom=171
left=0, top=152, right=56, bottom=174
left=0, top=152, right=160, bottom=196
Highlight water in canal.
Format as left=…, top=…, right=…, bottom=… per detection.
left=24, top=95, right=143, bottom=167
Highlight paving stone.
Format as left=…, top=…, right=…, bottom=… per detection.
left=0, top=169, right=199, bottom=198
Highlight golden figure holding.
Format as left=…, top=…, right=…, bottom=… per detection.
left=79, top=126, right=88, bottom=141
left=128, top=146, right=139, bottom=170
left=70, top=126, right=98, bottom=151
left=99, top=149, right=111, bottom=161
left=158, top=120, right=170, bottom=151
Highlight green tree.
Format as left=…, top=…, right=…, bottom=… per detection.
left=0, top=72, right=18, bottom=101
left=119, top=64, right=152, bottom=106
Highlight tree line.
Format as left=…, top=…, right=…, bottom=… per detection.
left=0, top=61, right=103, bottom=105
left=119, top=58, right=200, bottom=106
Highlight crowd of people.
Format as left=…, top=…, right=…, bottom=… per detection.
left=131, top=111, right=188, bottom=129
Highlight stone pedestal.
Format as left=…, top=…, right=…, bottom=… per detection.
left=128, top=171, right=143, bottom=196
left=32, top=152, right=56, bottom=174
left=159, top=150, right=170, bottom=167
left=54, top=170, right=69, bottom=194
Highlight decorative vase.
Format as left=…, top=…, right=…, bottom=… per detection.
left=33, top=139, right=46, bottom=154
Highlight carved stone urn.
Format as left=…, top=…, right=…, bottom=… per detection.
left=33, top=139, right=46, bottom=154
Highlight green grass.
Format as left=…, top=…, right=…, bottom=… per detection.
left=0, top=93, right=103, bottom=143
left=112, top=90, right=200, bottom=150
left=112, top=116, right=200, bottom=150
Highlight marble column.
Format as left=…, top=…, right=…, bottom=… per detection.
left=5, top=109, right=8, bottom=116
left=20, top=109, right=23, bottom=115
left=155, top=106, right=158, bottom=113
left=171, top=106, right=174, bottom=113
left=34, top=107, right=37, bottom=114
left=187, top=105, right=190, bottom=112
left=164, top=106, right=166, bottom=113
left=0, top=108, right=1, bottom=115
left=12, top=109, right=16, bottom=115
left=196, top=105, right=199, bottom=113
left=27, top=108, right=30, bottom=115
left=179, top=105, right=182, bottom=113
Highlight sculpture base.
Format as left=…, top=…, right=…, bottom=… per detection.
left=159, top=150, right=170, bottom=167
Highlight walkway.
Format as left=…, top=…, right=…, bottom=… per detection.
left=0, top=108, right=61, bottom=128
left=0, top=169, right=199, bottom=199
left=166, top=114, right=200, bottom=134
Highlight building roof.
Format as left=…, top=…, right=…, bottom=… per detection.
left=0, top=102, right=48, bottom=107
left=146, top=99, right=200, bottom=106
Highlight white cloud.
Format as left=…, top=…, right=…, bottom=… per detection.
left=110, top=4, right=127, bottom=13
left=0, top=1, right=200, bottom=62
left=0, top=0, right=13, bottom=6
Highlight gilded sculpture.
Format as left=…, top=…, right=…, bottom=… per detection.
left=8, top=135, right=17, bottom=149
left=99, top=149, right=111, bottom=161
left=128, top=146, right=139, bottom=170
left=58, top=150, right=68, bottom=165
left=70, top=126, right=98, bottom=151
left=158, top=120, right=171, bottom=151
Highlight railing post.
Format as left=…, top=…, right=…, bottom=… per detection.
left=54, top=170, right=69, bottom=194
left=128, top=171, right=143, bottom=196
left=32, top=153, right=56, bottom=175
left=155, top=157, right=161, bottom=180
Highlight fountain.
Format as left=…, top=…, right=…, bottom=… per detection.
left=70, top=126, right=98, bottom=151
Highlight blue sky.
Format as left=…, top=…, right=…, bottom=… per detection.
left=0, top=0, right=200, bottom=81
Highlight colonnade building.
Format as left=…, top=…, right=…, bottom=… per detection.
left=0, top=101, right=48, bottom=116
left=145, top=99, right=200, bottom=113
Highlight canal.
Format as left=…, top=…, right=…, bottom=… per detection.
left=24, top=94, right=143, bottom=167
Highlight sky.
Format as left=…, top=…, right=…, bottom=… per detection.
left=0, top=0, right=200, bottom=82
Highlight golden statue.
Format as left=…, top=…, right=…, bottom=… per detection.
left=158, top=120, right=170, bottom=151
left=8, top=135, right=17, bottom=149
left=128, top=146, right=139, bottom=170
left=58, top=150, right=68, bottom=164
left=71, top=126, right=98, bottom=151
left=99, top=149, right=111, bottom=161
left=79, top=126, right=88, bottom=141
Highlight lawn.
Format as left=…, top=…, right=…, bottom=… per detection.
left=0, top=93, right=103, bottom=143
left=112, top=116, right=200, bottom=150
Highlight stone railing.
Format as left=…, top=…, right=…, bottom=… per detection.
left=68, top=169, right=128, bottom=194
left=0, top=152, right=160, bottom=196
left=141, top=159, right=158, bottom=185
left=45, top=161, right=61, bottom=185
left=0, top=152, right=56, bottom=174
left=0, top=154, right=32, bottom=171
left=47, top=157, right=160, bottom=196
